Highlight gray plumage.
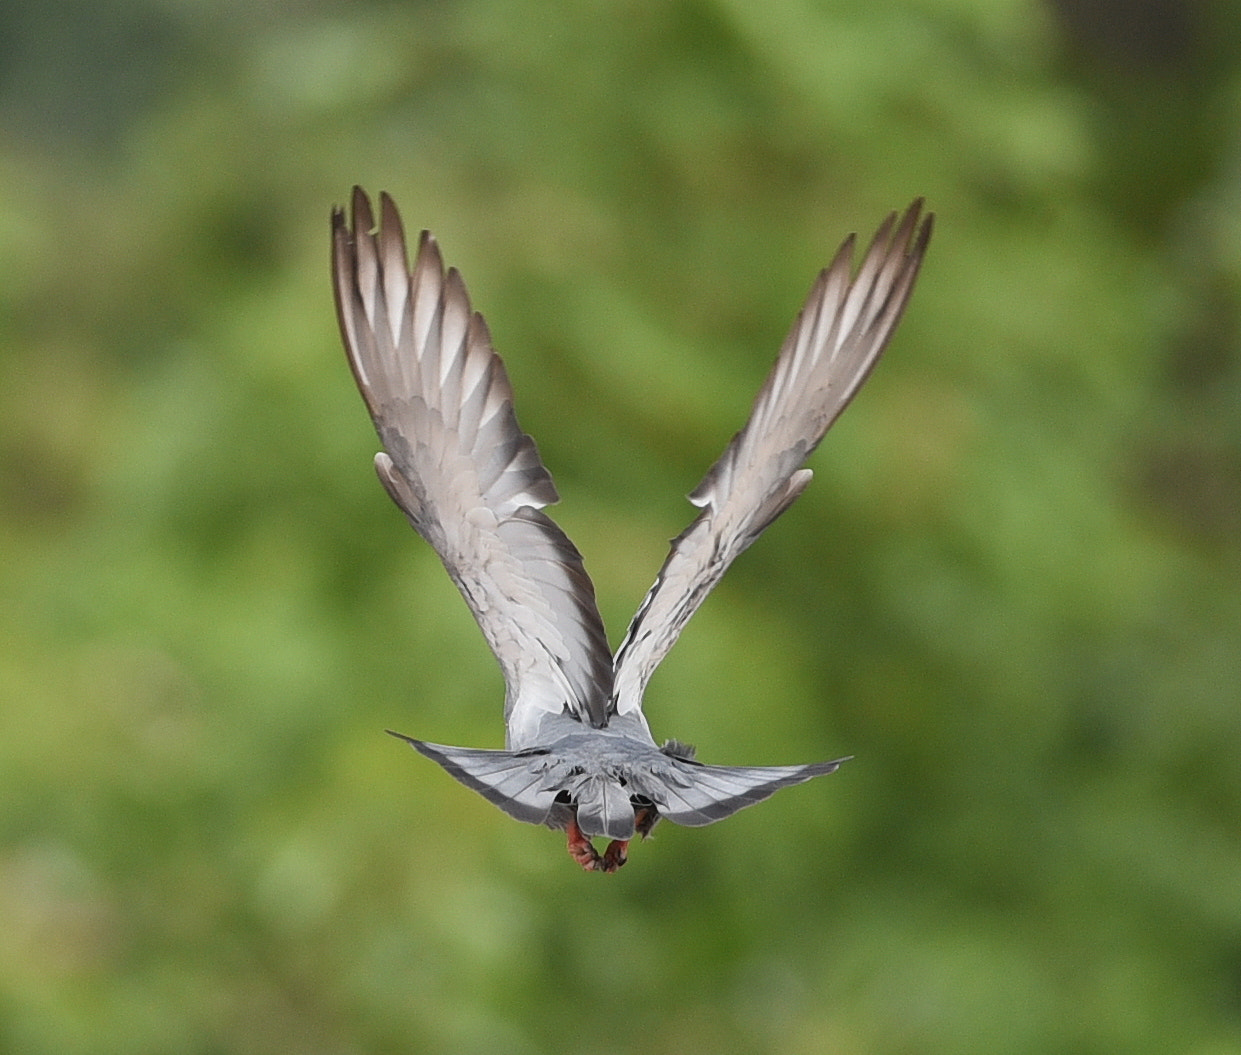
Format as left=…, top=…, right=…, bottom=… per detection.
left=332, top=188, right=931, bottom=870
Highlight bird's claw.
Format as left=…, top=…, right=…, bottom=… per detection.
left=566, top=817, right=603, bottom=871
left=601, top=839, right=628, bottom=872
left=565, top=818, right=629, bottom=873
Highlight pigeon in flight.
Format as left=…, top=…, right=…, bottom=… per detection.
left=332, top=188, right=931, bottom=872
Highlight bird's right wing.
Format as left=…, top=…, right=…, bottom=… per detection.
left=611, top=202, right=932, bottom=718
left=333, top=189, right=613, bottom=745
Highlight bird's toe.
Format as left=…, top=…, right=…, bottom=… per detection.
left=566, top=817, right=603, bottom=872
left=601, top=839, right=629, bottom=872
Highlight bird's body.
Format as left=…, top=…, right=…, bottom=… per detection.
left=332, top=188, right=931, bottom=871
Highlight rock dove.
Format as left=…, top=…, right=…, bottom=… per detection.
left=332, top=188, right=931, bottom=872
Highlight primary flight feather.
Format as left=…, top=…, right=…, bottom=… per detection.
left=332, top=188, right=931, bottom=871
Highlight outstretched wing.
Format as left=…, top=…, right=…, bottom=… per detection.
left=333, top=189, right=613, bottom=745
left=611, top=201, right=932, bottom=717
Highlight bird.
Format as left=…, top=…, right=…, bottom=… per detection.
left=331, top=187, right=931, bottom=872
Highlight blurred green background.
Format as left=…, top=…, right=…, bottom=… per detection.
left=2, top=0, right=1240, bottom=1052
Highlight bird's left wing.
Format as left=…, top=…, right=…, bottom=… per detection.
left=333, top=189, right=613, bottom=743
left=611, top=201, right=932, bottom=717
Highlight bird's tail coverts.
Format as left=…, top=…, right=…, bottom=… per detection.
left=573, top=776, right=639, bottom=841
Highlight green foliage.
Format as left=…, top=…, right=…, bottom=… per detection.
left=2, top=1, right=1239, bottom=1052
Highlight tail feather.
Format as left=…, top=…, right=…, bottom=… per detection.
left=389, top=730, right=850, bottom=837
left=388, top=731, right=560, bottom=826
left=573, top=776, right=638, bottom=840
left=633, top=757, right=850, bottom=828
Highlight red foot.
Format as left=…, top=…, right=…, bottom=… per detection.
left=565, top=818, right=631, bottom=873
left=601, top=839, right=629, bottom=872
left=566, top=817, right=603, bottom=872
